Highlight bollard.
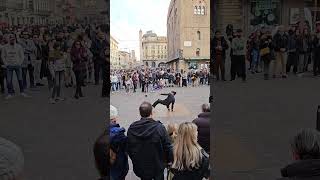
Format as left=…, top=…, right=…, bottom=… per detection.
left=317, top=106, right=320, bottom=131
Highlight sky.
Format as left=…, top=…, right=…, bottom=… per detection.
left=110, top=0, right=171, bottom=61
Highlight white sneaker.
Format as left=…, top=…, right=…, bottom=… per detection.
left=5, top=94, right=13, bottom=100
left=21, top=93, right=31, bottom=98
left=49, top=98, right=56, bottom=104
left=56, top=97, right=65, bottom=101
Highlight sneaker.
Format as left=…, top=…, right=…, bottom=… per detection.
left=49, top=98, right=56, bottom=104
left=21, top=93, right=31, bottom=98
left=56, top=97, right=65, bottom=101
left=5, top=94, right=13, bottom=100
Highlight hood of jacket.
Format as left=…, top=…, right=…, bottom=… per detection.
left=128, top=118, right=161, bottom=139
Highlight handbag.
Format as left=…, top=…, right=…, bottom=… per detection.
left=260, top=47, right=270, bottom=56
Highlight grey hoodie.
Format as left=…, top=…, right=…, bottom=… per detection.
left=1, top=43, right=24, bottom=66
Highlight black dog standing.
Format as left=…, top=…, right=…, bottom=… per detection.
left=152, top=91, right=176, bottom=111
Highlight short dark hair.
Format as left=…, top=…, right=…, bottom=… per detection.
left=171, top=91, right=177, bottom=95
left=139, top=102, right=153, bottom=117
left=93, top=132, right=109, bottom=177
left=215, top=30, right=221, bottom=34
left=291, top=129, right=320, bottom=160
left=202, top=103, right=210, bottom=112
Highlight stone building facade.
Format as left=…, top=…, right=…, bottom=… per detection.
left=167, top=0, right=210, bottom=72
left=215, top=0, right=320, bottom=36
left=139, top=30, right=168, bottom=68
left=110, top=35, right=119, bottom=70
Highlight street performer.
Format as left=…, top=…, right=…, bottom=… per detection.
left=152, top=91, right=176, bottom=111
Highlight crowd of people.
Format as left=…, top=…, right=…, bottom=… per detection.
left=110, top=67, right=210, bottom=94
left=212, top=22, right=320, bottom=81
left=0, top=23, right=109, bottom=103
left=102, top=102, right=211, bottom=180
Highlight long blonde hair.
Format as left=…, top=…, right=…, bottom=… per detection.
left=172, top=122, right=202, bottom=171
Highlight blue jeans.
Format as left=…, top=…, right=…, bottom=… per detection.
left=251, top=49, right=260, bottom=71
left=6, top=65, right=24, bottom=94
left=111, top=82, right=117, bottom=91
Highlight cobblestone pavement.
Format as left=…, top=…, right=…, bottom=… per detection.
left=213, top=71, right=320, bottom=180
left=110, top=85, right=210, bottom=180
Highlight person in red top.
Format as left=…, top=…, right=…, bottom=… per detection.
left=71, top=40, right=87, bottom=99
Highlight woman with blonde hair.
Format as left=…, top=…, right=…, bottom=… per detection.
left=170, top=122, right=210, bottom=180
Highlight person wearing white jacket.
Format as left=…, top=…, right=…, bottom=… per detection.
left=1, top=34, right=29, bottom=99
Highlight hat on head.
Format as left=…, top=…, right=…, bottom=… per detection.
left=0, top=137, right=24, bottom=180
left=110, top=105, right=118, bottom=120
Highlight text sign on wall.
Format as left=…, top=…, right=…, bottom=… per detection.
left=184, top=41, right=192, bottom=47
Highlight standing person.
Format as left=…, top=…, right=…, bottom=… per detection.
left=231, top=29, right=247, bottom=82
left=48, top=42, right=66, bottom=104
left=91, top=32, right=107, bottom=85
left=175, top=71, right=181, bottom=87
left=313, top=29, right=320, bottom=76
left=64, top=47, right=73, bottom=88
left=102, top=43, right=109, bottom=98
left=170, top=122, right=210, bottom=180
left=286, top=29, right=298, bottom=75
left=250, top=32, right=261, bottom=74
left=212, top=30, right=228, bottom=81
left=152, top=91, right=176, bottom=111
left=182, top=70, right=187, bottom=87
left=132, top=72, right=138, bottom=93
left=260, top=31, right=273, bottom=80
left=192, top=104, right=210, bottom=154
left=20, top=31, right=37, bottom=89
left=71, top=40, right=87, bottom=99
left=111, top=73, right=118, bottom=92
left=32, top=34, right=44, bottom=86
left=302, top=29, right=312, bottom=72
left=127, top=102, right=173, bottom=180
left=1, top=34, right=28, bottom=99
left=109, top=105, right=129, bottom=180
left=273, top=26, right=288, bottom=78
left=0, top=35, right=6, bottom=94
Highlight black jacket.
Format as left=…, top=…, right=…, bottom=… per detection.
left=171, top=149, right=210, bottom=180
left=212, top=36, right=229, bottom=59
left=127, top=118, right=173, bottom=179
left=193, top=112, right=210, bottom=154
left=273, top=33, right=289, bottom=52
left=161, top=93, right=175, bottom=105
left=278, top=159, right=320, bottom=180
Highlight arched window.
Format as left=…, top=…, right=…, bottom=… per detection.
left=196, top=48, right=200, bottom=56
left=201, top=6, right=205, bottom=15
left=197, top=31, right=201, bottom=40
left=194, top=6, right=198, bottom=14
left=152, top=62, right=156, bottom=67
left=197, top=6, right=201, bottom=15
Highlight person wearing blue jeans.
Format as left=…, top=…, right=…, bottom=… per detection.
left=1, top=34, right=29, bottom=99
left=6, top=66, right=24, bottom=95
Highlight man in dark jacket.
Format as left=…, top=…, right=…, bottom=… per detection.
left=273, top=26, right=289, bottom=78
left=193, top=104, right=210, bottom=154
left=212, top=30, right=228, bottom=81
left=286, top=29, right=298, bottom=74
left=91, top=32, right=108, bottom=85
left=127, top=102, right=173, bottom=180
left=278, top=129, right=320, bottom=180
left=152, top=91, right=176, bottom=111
